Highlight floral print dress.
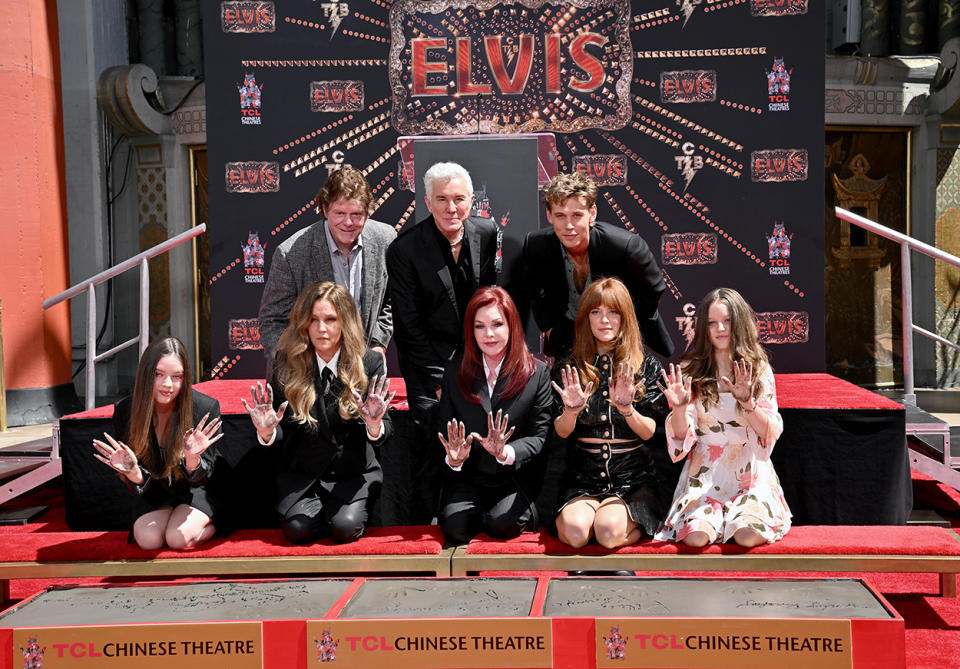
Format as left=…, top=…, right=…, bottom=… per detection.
left=654, top=365, right=791, bottom=544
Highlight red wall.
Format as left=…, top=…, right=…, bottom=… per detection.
left=0, top=0, right=72, bottom=391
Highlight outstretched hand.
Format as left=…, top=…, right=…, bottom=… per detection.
left=438, top=419, right=473, bottom=467
left=471, top=409, right=516, bottom=461
left=721, top=359, right=755, bottom=404
left=657, top=363, right=692, bottom=409
left=608, top=361, right=641, bottom=414
left=92, top=433, right=143, bottom=484
left=551, top=365, right=595, bottom=412
left=351, top=375, right=395, bottom=428
left=241, top=381, right=288, bottom=441
left=183, top=412, right=224, bottom=460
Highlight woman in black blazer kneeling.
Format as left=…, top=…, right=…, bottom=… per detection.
left=93, top=337, right=223, bottom=550
left=437, top=287, right=553, bottom=544
left=243, top=281, right=394, bottom=544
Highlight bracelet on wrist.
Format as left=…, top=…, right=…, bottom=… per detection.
left=739, top=399, right=757, bottom=413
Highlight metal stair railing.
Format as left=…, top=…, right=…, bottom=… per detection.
left=834, top=207, right=960, bottom=404
left=0, top=225, right=208, bottom=505
left=835, top=207, right=960, bottom=488
left=42, top=224, right=206, bottom=411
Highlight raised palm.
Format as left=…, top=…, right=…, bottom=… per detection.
left=471, top=409, right=516, bottom=460
left=183, top=412, right=224, bottom=458
left=551, top=365, right=594, bottom=410
left=351, top=375, right=395, bottom=425
left=438, top=419, right=472, bottom=465
left=241, top=381, right=288, bottom=438
left=658, top=363, right=692, bottom=408
left=608, top=362, right=641, bottom=411
left=721, top=359, right=755, bottom=403
left=92, top=433, right=138, bottom=476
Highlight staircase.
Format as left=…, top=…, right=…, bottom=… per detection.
left=0, top=422, right=61, bottom=508
left=903, top=389, right=960, bottom=491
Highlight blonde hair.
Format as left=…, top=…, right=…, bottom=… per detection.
left=542, top=172, right=598, bottom=212
left=275, top=281, right=369, bottom=423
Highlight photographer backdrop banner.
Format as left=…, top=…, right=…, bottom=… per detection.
left=202, top=0, right=824, bottom=379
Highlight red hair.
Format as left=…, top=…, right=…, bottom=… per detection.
left=458, top=287, right=535, bottom=403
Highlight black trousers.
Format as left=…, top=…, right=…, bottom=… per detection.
left=405, top=380, right=443, bottom=525
left=282, top=488, right=369, bottom=544
left=439, top=474, right=537, bottom=545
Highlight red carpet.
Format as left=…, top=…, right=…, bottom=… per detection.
left=61, top=374, right=893, bottom=420
left=465, top=524, right=960, bottom=556
left=3, top=466, right=960, bottom=668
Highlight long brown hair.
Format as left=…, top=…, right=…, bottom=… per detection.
left=275, top=281, right=368, bottom=423
left=569, top=278, right=645, bottom=396
left=680, top=287, right=770, bottom=407
left=127, top=337, right=194, bottom=480
left=458, top=287, right=535, bottom=403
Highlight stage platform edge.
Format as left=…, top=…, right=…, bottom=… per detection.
left=1, top=575, right=904, bottom=669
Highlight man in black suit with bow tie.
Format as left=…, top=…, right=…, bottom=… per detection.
left=386, top=162, right=499, bottom=523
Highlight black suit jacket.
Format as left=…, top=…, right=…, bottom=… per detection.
left=271, top=350, right=391, bottom=516
left=386, top=215, right=499, bottom=392
left=436, top=356, right=552, bottom=495
left=112, top=389, right=221, bottom=489
left=522, top=221, right=674, bottom=358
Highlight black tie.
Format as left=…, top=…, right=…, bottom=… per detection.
left=321, top=367, right=333, bottom=396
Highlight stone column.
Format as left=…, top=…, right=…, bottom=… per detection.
left=898, top=0, right=927, bottom=55
left=861, top=0, right=891, bottom=56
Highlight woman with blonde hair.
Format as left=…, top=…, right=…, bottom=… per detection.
left=243, top=281, right=394, bottom=544
left=553, top=278, right=668, bottom=548
left=655, top=287, right=791, bottom=547
left=93, top=337, right=223, bottom=550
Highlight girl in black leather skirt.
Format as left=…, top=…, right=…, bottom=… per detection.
left=553, top=278, right=668, bottom=549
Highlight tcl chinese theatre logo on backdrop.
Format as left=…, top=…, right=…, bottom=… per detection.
left=766, top=221, right=792, bottom=275
left=238, top=72, right=264, bottom=124
left=766, top=57, right=792, bottom=112
left=241, top=231, right=266, bottom=283
left=388, top=0, right=633, bottom=134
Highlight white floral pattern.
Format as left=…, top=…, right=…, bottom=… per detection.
left=654, top=365, right=792, bottom=544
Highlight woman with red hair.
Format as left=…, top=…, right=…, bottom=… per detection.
left=553, top=277, right=669, bottom=549
left=436, top=287, right=553, bottom=544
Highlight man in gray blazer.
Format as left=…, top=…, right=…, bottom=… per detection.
left=259, top=166, right=396, bottom=361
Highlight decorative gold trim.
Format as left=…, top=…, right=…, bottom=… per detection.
left=135, top=143, right=164, bottom=166
left=940, top=123, right=960, bottom=146
left=0, top=549, right=455, bottom=582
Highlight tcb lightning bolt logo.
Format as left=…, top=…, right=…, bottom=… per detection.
left=676, top=0, right=702, bottom=26
left=321, top=0, right=349, bottom=38
left=674, top=142, right=704, bottom=191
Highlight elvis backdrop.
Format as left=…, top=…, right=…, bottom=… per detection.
left=202, top=0, right=823, bottom=379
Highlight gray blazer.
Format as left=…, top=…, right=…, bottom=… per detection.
left=258, top=218, right=396, bottom=356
